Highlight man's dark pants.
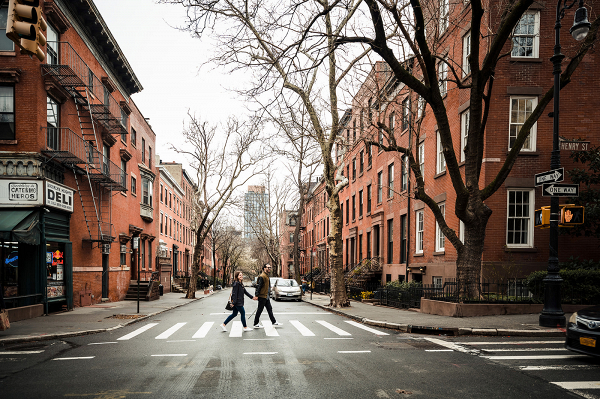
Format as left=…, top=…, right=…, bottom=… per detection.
left=253, top=297, right=276, bottom=326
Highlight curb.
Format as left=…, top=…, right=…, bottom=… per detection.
left=303, top=299, right=566, bottom=337
left=0, top=295, right=205, bottom=345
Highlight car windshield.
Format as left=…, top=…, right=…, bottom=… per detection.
left=278, top=279, right=299, bottom=287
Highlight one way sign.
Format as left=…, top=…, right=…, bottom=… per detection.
left=535, top=168, right=564, bottom=186
left=542, top=183, right=579, bottom=197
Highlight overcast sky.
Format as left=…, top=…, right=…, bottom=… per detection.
left=94, top=0, right=250, bottom=170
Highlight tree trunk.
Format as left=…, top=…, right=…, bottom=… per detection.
left=186, top=231, right=205, bottom=299
left=327, top=191, right=349, bottom=307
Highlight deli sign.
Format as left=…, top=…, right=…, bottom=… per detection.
left=45, top=181, right=74, bottom=213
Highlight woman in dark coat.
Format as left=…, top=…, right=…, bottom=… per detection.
left=221, top=270, right=257, bottom=332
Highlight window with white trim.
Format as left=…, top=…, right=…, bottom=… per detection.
left=388, top=163, right=394, bottom=198
left=461, top=109, right=470, bottom=162
left=438, top=59, right=447, bottom=97
left=509, top=96, right=537, bottom=151
left=439, top=0, right=449, bottom=33
left=463, top=31, right=471, bottom=76
left=435, top=203, right=446, bottom=252
left=436, top=131, right=446, bottom=174
left=459, top=220, right=465, bottom=244
left=511, top=11, right=540, bottom=58
left=506, top=189, right=534, bottom=247
left=418, top=142, right=425, bottom=179
left=416, top=210, right=424, bottom=254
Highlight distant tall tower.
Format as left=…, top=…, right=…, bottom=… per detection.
left=244, top=185, right=269, bottom=239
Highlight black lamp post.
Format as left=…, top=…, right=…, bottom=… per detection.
left=539, top=0, right=590, bottom=328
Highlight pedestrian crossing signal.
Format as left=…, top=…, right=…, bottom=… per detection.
left=560, top=205, right=584, bottom=227
left=534, top=207, right=550, bottom=228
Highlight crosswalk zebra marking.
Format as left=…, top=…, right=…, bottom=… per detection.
left=316, top=320, right=351, bottom=336
left=192, top=322, right=213, bottom=338
left=460, top=340, right=563, bottom=345
left=117, top=323, right=158, bottom=340
left=156, top=322, right=187, bottom=340
left=345, top=320, right=389, bottom=335
left=483, top=355, right=587, bottom=360
left=229, top=321, right=243, bottom=337
left=290, top=320, right=315, bottom=336
left=551, top=381, right=600, bottom=390
left=262, top=320, right=279, bottom=337
left=521, top=365, right=600, bottom=371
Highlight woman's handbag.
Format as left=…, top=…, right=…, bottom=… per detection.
left=0, top=309, right=10, bottom=331
left=225, top=291, right=234, bottom=311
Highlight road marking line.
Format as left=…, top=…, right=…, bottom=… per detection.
left=423, top=337, right=470, bottom=353
left=210, top=312, right=330, bottom=315
left=551, top=381, right=600, bottom=390
left=53, top=357, right=95, bottom=360
left=88, top=342, right=118, bottom=345
left=156, top=323, right=187, bottom=339
left=151, top=354, right=187, bottom=357
left=244, top=338, right=274, bottom=341
left=345, top=320, right=389, bottom=335
left=229, top=321, right=243, bottom=337
left=167, top=340, right=196, bottom=342
left=338, top=351, right=371, bottom=353
left=316, top=320, right=351, bottom=336
left=0, top=351, right=45, bottom=354
left=290, top=320, right=315, bottom=336
left=192, top=322, right=213, bottom=338
left=425, top=350, right=454, bottom=352
left=460, top=341, right=563, bottom=345
left=262, top=320, right=279, bottom=337
left=521, top=365, right=600, bottom=371
left=117, top=323, right=158, bottom=340
left=243, top=352, right=278, bottom=355
left=483, top=355, right=587, bottom=360
left=484, top=348, right=567, bottom=352
left=324, top=337, right=353, bottom=340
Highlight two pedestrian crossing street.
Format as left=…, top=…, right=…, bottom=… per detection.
left=113, top=318, right=390, bottom=341
left=451, top=338, right=600, bottom=399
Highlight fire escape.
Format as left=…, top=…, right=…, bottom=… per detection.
left=41, top=42, right=128, bottom=247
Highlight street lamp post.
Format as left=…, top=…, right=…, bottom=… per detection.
left=540, top=0, right=590, bottom=328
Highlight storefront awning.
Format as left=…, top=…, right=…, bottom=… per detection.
left=0, top=210, right=40, bottom=245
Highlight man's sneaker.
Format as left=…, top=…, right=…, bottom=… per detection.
left=273, top=322, right=283, bottom=326
left=243, top=327, right=253, bottom=332
left=220, top=323, right=227, bottom=332
left=253, top=324, right=263, bottom=329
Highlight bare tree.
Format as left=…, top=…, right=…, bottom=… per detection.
left=173, top=113, right=267, bottom=298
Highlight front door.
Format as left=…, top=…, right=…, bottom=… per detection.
left=102, top=253, right=109, bottom=299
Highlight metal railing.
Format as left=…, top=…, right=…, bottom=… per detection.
left=42, top=127, right=126, bottom=191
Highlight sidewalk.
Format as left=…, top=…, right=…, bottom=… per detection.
left=0, top=290, right=210, bottom=345
left=303, top=293, right=568, bottom=337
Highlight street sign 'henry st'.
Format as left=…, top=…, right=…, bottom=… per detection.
left=542, top=183, right=579, bottom=197
left=560, top=140, right=591, bottom=151
left=535, top=168, right=564, bottom=187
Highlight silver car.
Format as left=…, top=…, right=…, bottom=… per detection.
left=272, top=279, right=302, bottom=301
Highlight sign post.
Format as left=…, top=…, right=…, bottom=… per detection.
left=535, top=168, right=564, bottom=186
left=133, top=237, right=140, bottom=313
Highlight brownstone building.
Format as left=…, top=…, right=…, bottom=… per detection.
left=1, top=0, right=159, bottom=318
left=297, top=0, right=600, bottom=287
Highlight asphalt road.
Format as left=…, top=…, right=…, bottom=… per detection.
left=1, top=291, right=598, bottom=398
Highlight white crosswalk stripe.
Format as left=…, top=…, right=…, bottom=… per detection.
left=117, top=323, right=158, bottom=340
left=155, top=322, right=187, bottom=340
left=290, top=320, right=315, bottom=336
left=316, top=320, right=351, bottom=336
left=345, top=320, right=389, bottom=335
left=262, top=320, right=279, bottom=337
left=192, top=322, right=213, bottom=338
left=229, top=321, right=243, bottom=337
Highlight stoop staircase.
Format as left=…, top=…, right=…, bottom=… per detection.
left=125, top=280, right=154, bottom=301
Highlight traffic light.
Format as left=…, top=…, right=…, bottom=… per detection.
left=534, top=206, right=550, bottom=228
left=560, top=205, right=585, bottom=227
left=5, top=0, right=47, bottom=61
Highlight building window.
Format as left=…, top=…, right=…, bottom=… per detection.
left=353, top=120, right=356, bottom=142
left=433, top=276, right=443, bottom=289
left=359, top=150, right=364, bottom=174
left=417, top=95, right=426, bottom=120
left=439, top=0, right=449, bottom=33
left=352, top=158, right=356, bottom=180
left=418, top=142, right=425, bottom=179
left=131, top=176, right=137, bottom=195
left=46, top=24, right=59, bottom=64
left=416, top=210, right=424, bottom=254
left=120, top=244, right=127, bottom=266
left=402, top=98, right=409, bottom=131
left=359, top=190, right=363, bottom=218
left=367, top=145, right=372, bottom=167
left=388, top=163, right=394, bottom=198
left=141, top=137, right=146, bottom=163
left=387, top=218, right=394, bottom=264
left=160, top=184, right=163, bottom=202
left=435, top=203, right=446, bottom=252
left=0, top=85, right=15, bottom=140
left=436, top=132, right=446, bottom=174
left=509, top=97, right=537, bottom=151
left=378, top=128, right=384, bottom=146
left=341, top=203, right=344, bottom=225
left=463, top=31, right=471, bottom=76
left=377, top=171, right=383, bottom=203
left=400, top=214, right=407, bottom=263
left=345, top=198, right=349, bottom=224
left=358, top=234, right=363, bottom=261
left=142, top=176, right=153, bottom=207
left=507, top=189, right=534, bottom=247
left=366, top=185, right=372, bottom=213
left=160, top=212, right=164, bottom=234
left=438, top=59, right=447, bottom=97
left=47, top=96, right=59, bottom=150
left=121, top=159, right=127, bottom=189
left=401, top=156, right=408, bottom=191
left=512, top=11, right=540, bottom=58
left=102, top=145, right=110, bottom=175
left=461, top=109, right=470, bottom=162
left=389, top=112, right=395, bottom=133
left=352, top=195, right=356, bottom=221
left=0, top=6, right=15, bottom=51
left=290, top=232, right=294, bottom=243
left=148, top=146, right=152, bottom=169
left=366, top=231, right=371, bottom=259
left=131, top=127, right=137, bottom=147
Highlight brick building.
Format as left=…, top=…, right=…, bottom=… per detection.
left=279, top=209, right=297, bottom=279
left=296, top=1, right=600, bottom=287
left=1, top=0, right=159, bottom=317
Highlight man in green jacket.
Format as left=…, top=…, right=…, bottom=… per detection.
left=253, top=264, right=282, bottom=328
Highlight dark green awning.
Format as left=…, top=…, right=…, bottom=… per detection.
left=0, top=210, right=40, bottom=245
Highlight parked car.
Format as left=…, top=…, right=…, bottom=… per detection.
left=272, top=279, right=302, bottom=301
left=565, top=305, right=600, bottom=357
left=269, top=277, right=284, bottom=298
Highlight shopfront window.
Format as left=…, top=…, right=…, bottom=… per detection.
left=1, top=241, right=19, bottom=299
left=46, top=242, right=65, bottom=298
